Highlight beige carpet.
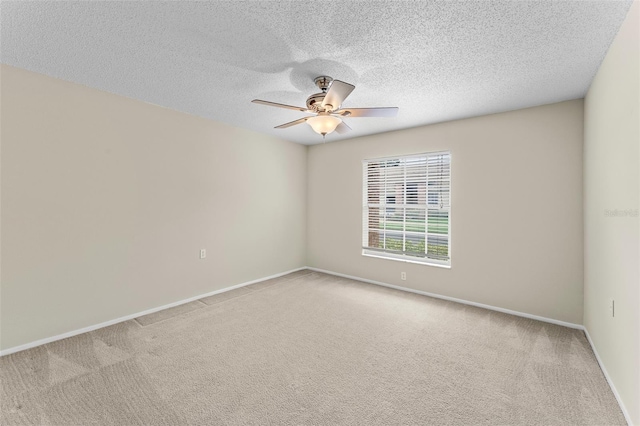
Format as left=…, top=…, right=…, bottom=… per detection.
left=0, top=270, right=625, bottom=425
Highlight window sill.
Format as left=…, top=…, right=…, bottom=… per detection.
left=362, top=252, right=451, bottom=269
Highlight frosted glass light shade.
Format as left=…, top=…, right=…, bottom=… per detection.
left=307, top=115, right=341, bottom=135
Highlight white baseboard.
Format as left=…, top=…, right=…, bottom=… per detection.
left=0, top=267, right=306, bottom=357
left=583, top=328, right=633, bottom=426
left=307, top=267, right=583, bottom=329
left=307, top=266, right=633, bottom=425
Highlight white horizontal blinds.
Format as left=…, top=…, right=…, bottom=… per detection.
left=426, top=153, right=450, bottom=260
left=363, top=152, right=450, bottom=264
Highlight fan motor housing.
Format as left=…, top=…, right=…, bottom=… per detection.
left=306, top=93, right=327, bottom=112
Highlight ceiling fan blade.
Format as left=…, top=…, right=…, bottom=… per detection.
left=252, top=99, right=309, bottom=112
left=321, top=80, right=355, bottom=110
left=274, top=117, right=310, bottom=129
left=337, top=107, right=399, bottom=117
left=335, top=121, right=352, bottom=134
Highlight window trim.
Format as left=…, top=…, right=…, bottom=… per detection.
left=362, top=251, right=452, bottom=268
left=362, top=151, right=452, bottom=268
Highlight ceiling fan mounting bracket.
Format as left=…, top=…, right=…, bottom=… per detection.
left=314, top=76, right=333, bottom=92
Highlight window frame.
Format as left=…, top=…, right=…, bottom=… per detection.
left=362, top=151, right=452, bottom=268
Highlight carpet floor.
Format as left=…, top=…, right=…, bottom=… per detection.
left=0, top=270, right=625, bottom=425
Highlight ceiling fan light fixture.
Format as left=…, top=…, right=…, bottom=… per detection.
left=307, top=115, right=342, bottom=136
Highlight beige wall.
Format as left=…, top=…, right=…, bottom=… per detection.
left=308, top=100, right=584, bottom=324
left=0, top=65, right=307, bottom=351
left=584, top=1, right=640, bottom=423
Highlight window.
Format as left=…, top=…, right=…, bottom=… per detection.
left=386, top=195, right=396, bottom=214
left=362, top=151, right=451, bottom=267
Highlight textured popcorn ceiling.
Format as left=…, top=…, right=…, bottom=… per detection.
left=0, top=1, right=633, bottom=145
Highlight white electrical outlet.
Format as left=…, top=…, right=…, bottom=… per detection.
left=200, top=249, right=206, bottom=259
left=609, top=298, right=615, bottom=318
left=401, top=272, right=406, bottom=281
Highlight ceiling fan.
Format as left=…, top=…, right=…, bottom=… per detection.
left=252, top=76, right=399, bottom=138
